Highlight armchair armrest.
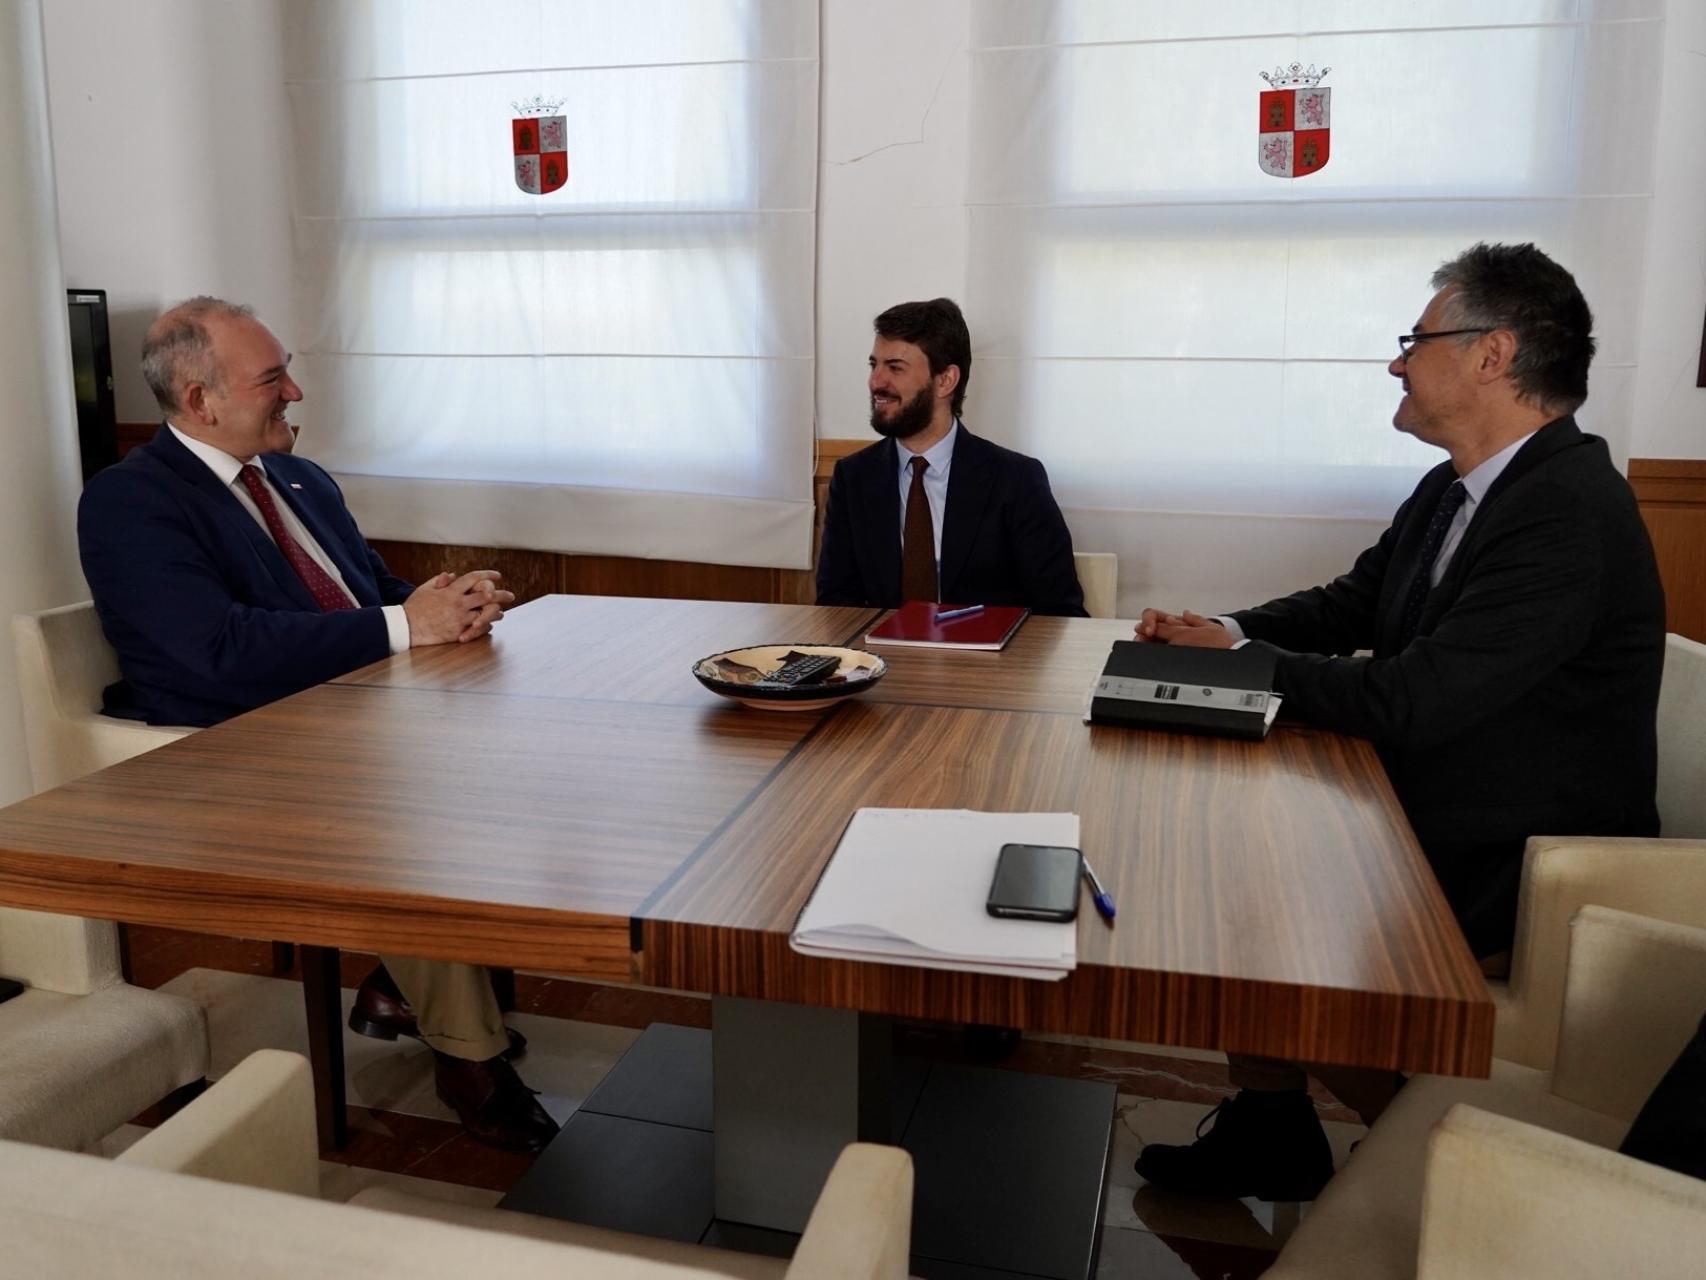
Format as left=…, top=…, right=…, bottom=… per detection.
left=0, top=907, right=121, bottom=995
left=1417, top=1104, right=1706, bottom=1280
left=118, top=1049, right=318, bottom=1197
left=1551, top=907, right=1706, bottom=1121
left=1497, top=837, right=1706, bottom=1071
left=786, top=1143, right=914, bottom=1280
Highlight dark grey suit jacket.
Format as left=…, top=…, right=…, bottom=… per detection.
left=1230, top=416, right=1665, bottom=954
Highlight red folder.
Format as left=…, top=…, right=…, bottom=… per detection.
left=863, top=602, right=1030, bottom=651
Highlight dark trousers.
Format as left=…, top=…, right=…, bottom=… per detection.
left=1619, top=1011, right=1706, bottom=1181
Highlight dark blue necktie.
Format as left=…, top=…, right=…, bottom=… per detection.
left=1398, top=480, right=1467, bottom=646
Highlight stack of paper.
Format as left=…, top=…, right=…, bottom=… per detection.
left=790, top=808, right=1081, bottom=980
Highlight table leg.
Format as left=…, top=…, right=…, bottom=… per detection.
left=711, top=996, right=890, bottom=1233
left=299, top=944, right=349, bottom=1150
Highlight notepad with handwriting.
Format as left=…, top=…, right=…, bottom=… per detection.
left=863, top=602, right=1030, bottom=651
left=790, top=808, right=1080, bottom=980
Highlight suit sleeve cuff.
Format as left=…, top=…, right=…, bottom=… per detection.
left=382, top=604, right=410, bottom=655
left=1214, top=615, right=1246, bottom=643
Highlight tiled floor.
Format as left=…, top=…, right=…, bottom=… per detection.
left=120, top=926, right=1366, bottom=1278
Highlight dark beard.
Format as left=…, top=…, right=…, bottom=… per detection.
left=869, top=384, right=936, bottom=440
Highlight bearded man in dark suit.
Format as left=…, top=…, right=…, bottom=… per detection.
left=1130, top=243, right=1665, bottom=1200
left=816, top=297, right=1087, bottom=617
left=78, top=297, right=556, bottom=1153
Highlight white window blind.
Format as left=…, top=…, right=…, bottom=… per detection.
left=964, top=1, right=1663, bottom=609
left=284, top=1, right=819, bottom=568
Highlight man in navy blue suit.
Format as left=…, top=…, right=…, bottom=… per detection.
left=78, top=297, right=556, bottom=1152
left=816, top=297, right=1087, bottom=616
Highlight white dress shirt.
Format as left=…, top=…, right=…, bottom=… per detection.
left=167, top=425, right=410, bottom=654
left=1219, top=430, right=1539, bottom=645
left=896, top=420, right=959, bottom=573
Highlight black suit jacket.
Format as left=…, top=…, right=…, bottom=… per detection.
left=78, top=426, right=415, bottom=727
left=816, top=426, right=1087, bottom=616
left=1229, top=417, right=1665, bottom=955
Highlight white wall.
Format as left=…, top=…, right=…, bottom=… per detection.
left=1628, top=0, right=1706, bottom=460
left=815, top=0, right=970, bottom=442
left=43, top=0, right=296, bottom=423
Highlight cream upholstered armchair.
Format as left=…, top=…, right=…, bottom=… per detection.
left=0, top=1049, right=916, bottom=1279
left=1072, top=551, right=1118, bottom=619
left=1493, top=632, right=1706, bottom=1071
left=0, top=904, right=208, bottom=1151
left=1264, top=904, right=1706, bottom=1279
left=12, top=601, right=293, bottom=976
left=1411, top=1103, right=1706, bottom=1280
left=12, top=600, right=193, bottom=792
left=2, top=602, right=212, bottom=1148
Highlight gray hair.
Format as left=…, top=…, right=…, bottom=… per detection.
left=1430, top=243, right=1594, bottom=414
left=140, top=296, right=256, bottom=413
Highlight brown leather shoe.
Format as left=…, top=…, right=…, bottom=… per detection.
left=434, top=1051, right=560, bottom=1153
left=347, top=964, right=527, bottom=1060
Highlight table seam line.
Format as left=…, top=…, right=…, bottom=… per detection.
left=628, top=702, right=849, bottom=950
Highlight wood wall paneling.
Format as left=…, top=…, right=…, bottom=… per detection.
left=1630, top=459, right=1706, bottom=643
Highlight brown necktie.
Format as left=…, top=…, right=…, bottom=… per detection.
left=900, top=455, right=938, bottom=603
left=237, top=465, right=357, bottom=612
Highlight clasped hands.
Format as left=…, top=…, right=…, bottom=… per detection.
left=1132, top=608, right=1235, bottom=649
left=403, top=570, right=515, bottom=646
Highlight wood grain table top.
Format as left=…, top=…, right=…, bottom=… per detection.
left=856, top=614, right=1135, bottom=714
left=637, top=701, right=1492, bottom=1074
left=334, top=595, right=879, bottom=705
left=0, top=683, right=818, bottom=979
left=0, top=595, right=1492, bottom=1072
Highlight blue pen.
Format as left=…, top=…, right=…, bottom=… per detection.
left=934, top=604, right=984, bottom=623
left=1081, top=857, right=1116, bottom=923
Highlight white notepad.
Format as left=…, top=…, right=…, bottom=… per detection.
left=789, top=808, right=1081, bottom=980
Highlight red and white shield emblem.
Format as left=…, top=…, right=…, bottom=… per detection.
left=1258, top=64, right=1330, bottom=179
left=513, top=112, right=568, bottom=196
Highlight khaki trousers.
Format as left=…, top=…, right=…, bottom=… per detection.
left=381, top=955, right=510, bottom=1062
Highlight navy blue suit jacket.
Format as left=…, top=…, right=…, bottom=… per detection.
left=816, top=427, right=1087, bottom=616
left=78, top=426, right=414, bottom=727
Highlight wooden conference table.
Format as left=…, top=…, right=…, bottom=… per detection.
left=0, top=595, right=1490, bottom=1267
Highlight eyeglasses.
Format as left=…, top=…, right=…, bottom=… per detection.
left=1396, top=328, right=1492, bottom=358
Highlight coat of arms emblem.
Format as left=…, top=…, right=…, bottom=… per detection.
left=1258, top=64, right=1331, bottom=179
left=512, top=95, right=568, bottom=196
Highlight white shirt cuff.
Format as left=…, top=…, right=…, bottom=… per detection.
left=382, top=604, right=411, bottom=655
left=1214, top=615, right=1246, bottom=642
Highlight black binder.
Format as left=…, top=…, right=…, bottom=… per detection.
left=1088, top=641, right=1279, bottom=740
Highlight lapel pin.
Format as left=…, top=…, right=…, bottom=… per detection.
left=289, top=483, right=303, bottom=490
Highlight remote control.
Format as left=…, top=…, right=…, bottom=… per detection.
left=759, top=653, right=841, bottom=687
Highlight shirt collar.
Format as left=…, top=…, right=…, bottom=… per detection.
left=1459, top=429, right=1537, bottom=509
left=897, top=419, right=960, bottom=479
left=167, top=422, right=262, bottom=488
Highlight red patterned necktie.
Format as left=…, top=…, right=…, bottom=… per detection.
left=237, top=465, right=356, bottom=612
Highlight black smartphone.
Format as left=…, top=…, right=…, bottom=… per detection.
left=986, top=843, right=1082, bottom=921
left=0, top=977, right=24, bottom=1006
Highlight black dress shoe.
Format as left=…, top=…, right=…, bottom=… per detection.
left=434, top=1052, right=560, bottom=1153
left=1134, top=1089, right=1334, bottom=1201
left=347, top=963, right=527, bottom=1060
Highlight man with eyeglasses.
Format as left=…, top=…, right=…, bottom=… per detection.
left=1128, top=242, right=1665, bottom=1201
